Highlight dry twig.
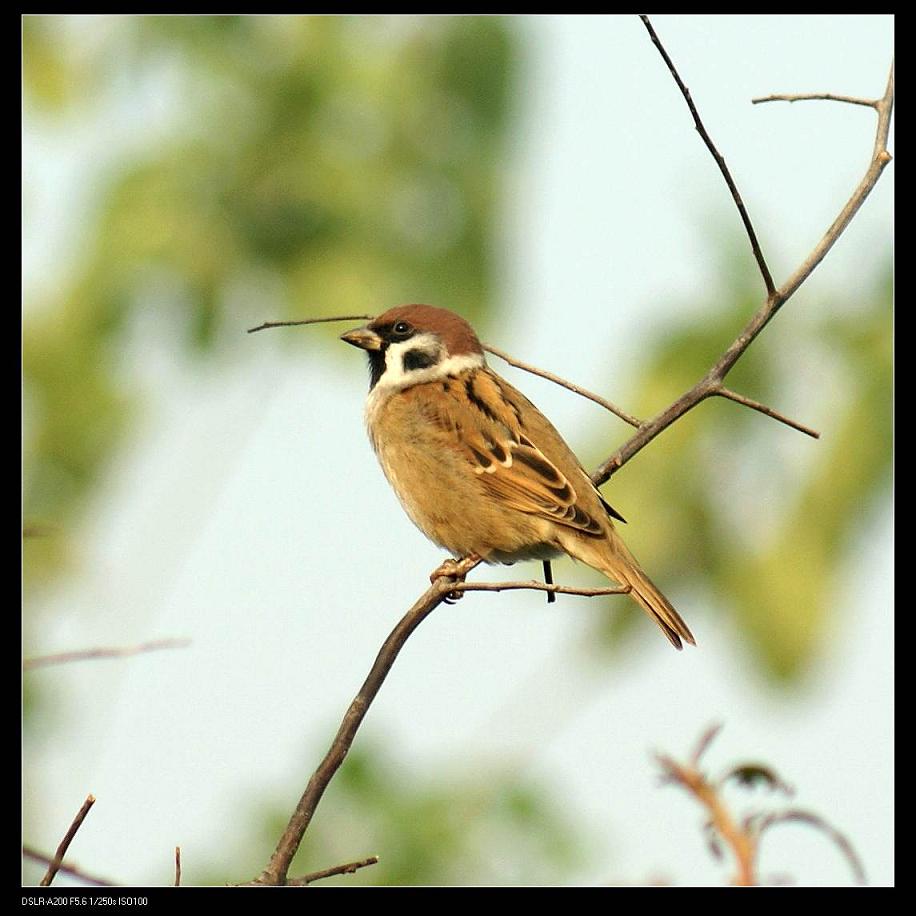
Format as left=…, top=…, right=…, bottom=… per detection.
left=24, top=638, right=191, bottom=671
left=39, top=795, right=96, bottom=886
left=483, top=343, right=640, bottom=427
left=590, top=31, right=892, bottom=485
left=286, top=855, right=380, bottom=886
left=251, top=555, right=482, bottom=885
left=658, top=729, right=757, bottom=885
left=658, top=726, right=866, bottom=885
left=247, top=315, right=374, bottom=334
left=752, top=92, right=880, bottom=107
left=248, top=317, right=642, bottom=429
left=754, top=810, right=866, bottom=885
left=454, top=579, right=629, bottom=598
left=23, top=846, right=113, bottom=887
left=638, top=14, right=775, bottom=296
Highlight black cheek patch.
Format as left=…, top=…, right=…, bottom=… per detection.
left=403, top=349, right=437, bottom=372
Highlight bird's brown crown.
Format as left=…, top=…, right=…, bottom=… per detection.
left=370, top=304, right=483, bottom=357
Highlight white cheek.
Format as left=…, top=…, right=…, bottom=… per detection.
left=373, top=344, right=486, bottom=396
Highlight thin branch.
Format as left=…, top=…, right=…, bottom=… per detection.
left=39, top=795, right=96, bottom=887
left=753, top=92, right=878, bottom=108
left=250, top=555, right=482, bottom=886
left=778, top=64, right=893, bottom=303
left=174, top=846, right=181, bottom=887
left=639, top=14, right=775, bottom=297
left=657, top=750, right=757, bottom=886
left=661, top=726, right=867, bottom=886
left=247, top=315, right=373, bottom=334
left=591, top=41, right=893, bottom=486
left=23, top=846, right=113, bottom=887
left=756, top=810, right=867, bottom=885
left=690, top=722, right=724, bottom=768
left=715, top=387, right=820, bottom=439
left=483, top=343, right=641, bottom=427
left=24, top=638, right=191, bottom=671
left=249, top=315, right=643, bottom=427
left=454, top=579, right=630, bottom=598
left=286, top=855, right=380, bottom=886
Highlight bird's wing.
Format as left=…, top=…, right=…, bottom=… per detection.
left=437, top=369, right=605, bottom=536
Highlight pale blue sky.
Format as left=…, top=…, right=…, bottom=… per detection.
left=24, top=15, right=893, bottom=886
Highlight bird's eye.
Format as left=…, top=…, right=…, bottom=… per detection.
left=392, top=321, right=412, bottom=338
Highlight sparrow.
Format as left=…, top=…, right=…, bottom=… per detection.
left=341, top=304, right=695, bottom=650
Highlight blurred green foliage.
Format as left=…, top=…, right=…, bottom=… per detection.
left=588, top=239, right=891, bottom=681
left=198, top=743, right=581, bottom=886
left=23, top=14, right=514, bottom=582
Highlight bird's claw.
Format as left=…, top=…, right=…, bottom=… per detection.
left=429, top=554, right=482, bottom=603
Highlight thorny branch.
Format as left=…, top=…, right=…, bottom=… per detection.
left=248, top=19, right=892, bottom=885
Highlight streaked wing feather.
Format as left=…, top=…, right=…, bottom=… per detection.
left=449, top=370, right=604, bottom=536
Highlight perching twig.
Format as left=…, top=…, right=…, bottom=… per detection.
left=23, top=846, right=113, bottom=887
left=251, top=555, right=482, bottom=885
left=24, top=638, right=191, bottom=670
left=39, top=795, right=96, bottom=886
left=286, top=855, right=380, bottom=886
left=453, top=579, right=630, bottom=598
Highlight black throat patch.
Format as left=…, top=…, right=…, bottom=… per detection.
left=367, top=349, right=387, bottom=390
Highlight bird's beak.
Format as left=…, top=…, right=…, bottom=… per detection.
left=340, top=325, right=383, bottom=351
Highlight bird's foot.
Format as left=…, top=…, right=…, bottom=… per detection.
left=430, top=554, right=483, bottom=604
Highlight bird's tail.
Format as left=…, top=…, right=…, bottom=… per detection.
left=570, top=533, right=695, bottom=650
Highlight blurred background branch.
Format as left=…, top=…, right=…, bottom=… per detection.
left=38, top=794, right=96, bottom=887
left=657, top=725, right=866, bottom=886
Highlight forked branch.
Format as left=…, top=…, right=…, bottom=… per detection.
left=247, top=20, right=892, bottom=885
